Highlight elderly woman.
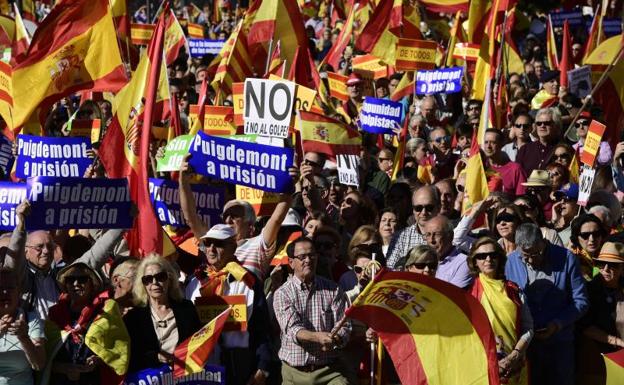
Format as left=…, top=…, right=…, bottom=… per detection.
left=570, top=214, right=608, bottom=281
left=124, top=255, right=201, bottom=372
left=407, top=138, right=429, bottom=163
left=467, top=237, right=533, bottom=384
left=0, top=269, right=45, bottom=385
left=404, top=245, right=438, bottom=276
left=577, top=242, right=624, bottom=385
left=109, top=258, right=139, bottom=315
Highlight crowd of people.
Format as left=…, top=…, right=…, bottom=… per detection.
left=1, top=0, right=624, bottom=385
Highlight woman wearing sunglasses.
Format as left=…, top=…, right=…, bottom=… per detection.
left=570, top=214, right=608, bottom=281
left=124, top=255, right=201, bottom=372
left=572, top=111, right=612, bottom=166
left=490, top=204, right=526, bottom=255
left=467, top=238, right=533, bottom=385
left=577, top=242, right=624, bottom=384
left=404, top=245, right=438, bottom=276
left=339, top=225, right=384, bottom=291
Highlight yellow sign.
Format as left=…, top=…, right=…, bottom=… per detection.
left=236, top=185, right=281, bottom=216
left=453, top=43, right=480, bottom=61
left=195, top=295, right=247, bottom=332
left=189, top=105, right=236, bottom=136
left=232, top=82, right=244, bottom=126
left=395, top=39, right=437, bottom=71
left=352, top=55, right=388, bottom=79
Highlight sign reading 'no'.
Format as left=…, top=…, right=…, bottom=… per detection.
left=243, top=78, right=295, bottom=139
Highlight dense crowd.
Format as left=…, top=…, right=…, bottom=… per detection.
left=1, top=1, right=624, bottom=385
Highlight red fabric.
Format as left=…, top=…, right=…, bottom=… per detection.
left=48, top=293, right=106, bottom=343
left=559, top=20, right=573, bottom=87
left=489, top=161, right=527, bottom=196
left=355, top=0, right=397, bottom=52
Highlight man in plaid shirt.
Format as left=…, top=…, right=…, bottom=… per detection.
left=274, top=236, right=353, bottom=384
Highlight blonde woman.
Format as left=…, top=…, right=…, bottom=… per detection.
left=124, top=255, right=201, bottom=372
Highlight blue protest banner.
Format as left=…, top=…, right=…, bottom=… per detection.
left=0, top=182, right=26, bottom=230
left=189, top=39, right=225, bottom=57
left=359, top=97, right=402, bottom=135
left=16, top=135, right=92, bottom=179
left=603, top=18, right=622, bottom=37
left=415, top=67, right=464, bottom=95
left=549, top=11, right=584, bottom=27
left=188, top=132, right=294, bottom=193
left=26, top=177, right=132, bottom=230
left=0, top=135, right=14, bottom=179
left=124, top=364, right=225, bottom=385
left=149, top=178, right=224, bottom=228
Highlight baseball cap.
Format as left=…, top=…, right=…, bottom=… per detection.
left=200, top=224, right=237, bottom=240
left=554, top=183, right=579, bottom=201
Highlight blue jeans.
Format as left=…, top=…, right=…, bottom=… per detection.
left=528, top=339, right=574, bottom=385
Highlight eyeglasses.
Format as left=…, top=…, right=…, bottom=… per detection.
left=514, top=123, right=531, bottom=129
left=473, top=252, right=500, bottom=261
left=408, top=262, right=438, bottom=270
left=26, top=243, right=56, bottom=254
left=141, top=271, right=168, bottom=286
left=495, top=213, right=518, bottom=224
left=575, top=120, right=590, bottom=128
left=353, top=265, right=364, bottom=274
left=433, top=136, right=451, bottom=144
left=595, top=260, right=622, bottom=270
left=579, top=230, right=603, bottom=240
left=413, top=204, right=436, bottom=213
left=64, top=275, right=90, bottom=285
left=535, top=121, right=552, bottom=127
left=291, top=252, right=317, bottom=261
left=553, top=153, right=571, bottom=160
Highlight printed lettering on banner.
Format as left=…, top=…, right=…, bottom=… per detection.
left=0, top=135, right=14, bottom=177
left=124, top=364, right=225, bottom=385
left=337, top=154, right=360, bottom=187
left=195, top=295, right=247, bottom=331
left=156, top=135, right=194, bottom=172
left=243, top=78, right=295, bottom=139
left=16, top=135, right=92, bottom=179
left=236, top=185, right=281, bottom=216
left=188, top=39, right=225, bottom=57
left=416, top=67, right=464, bottom=95
left=579, top=120, right=606, bottom=167
left=578, top=165, right=596, bottom=207
left=359, top=97, right=402, bottom=135
left=0, top=182, right=26, bottom=230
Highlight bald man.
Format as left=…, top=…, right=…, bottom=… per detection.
left=424, top=215, right=473, bottom=288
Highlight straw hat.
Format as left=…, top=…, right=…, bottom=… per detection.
left=596, top=242, right=624, bottom=264
left=521, top=170, right=551, bottom=187
left=56, top=262, right=104, bottom=292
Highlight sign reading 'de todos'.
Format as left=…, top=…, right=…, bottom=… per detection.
left=416, top=67, right=463, bottom=95
left=243, top=78, right=295, bottom=139
left=395, top=39, right=437, bottom=71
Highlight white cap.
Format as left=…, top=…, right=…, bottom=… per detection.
left=200, top=224, right=237, bottom=240
left=281, top=208, right=302, bottom=228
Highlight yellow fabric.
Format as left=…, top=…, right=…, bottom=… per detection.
left=181, top=307, right=231, bottom=375
left=84, top=299, right=130, bottom=375
left=13, top=5, right=30, bottom=47
left=530, top=89, right=557, bottom=110
left=299, top=112, right=361, bottom=146
left=569, top=152, right=580, bottom=184
left=462, top=152, right=489, bottom=213
left=604, top=353, right=624, bottom=385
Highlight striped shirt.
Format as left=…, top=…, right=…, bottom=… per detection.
left=274, top=275, right=351, bottom=367
left=386, top=224, right=427, bottom=270
left=235, top=230, right=276, bottom=281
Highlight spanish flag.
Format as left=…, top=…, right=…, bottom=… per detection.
left=299, top=110, right=362, bottom=161
left=346, top=270, right=500, bottom=385
left=355, top=0, right=401, bottom=65
left=582, top=5, right=605, bottom=64
left=164, top=10, right=187, bottom=66
left=390, top=71, right=414, bottom=102
left=84, top=299, right=130, bottom=375
left=463, top=134, right=489, bottom=213
left=419, top=0, right=468, bottom=13
left=11, top=3, right=30, bottom=64
left=21, top=0, right=36, bottom=22
left=173, top=307, right=232, bottom=378
left=327, top=72, right=348, bottom=102
left=187, top=22, right=204, bottom=39
left=546, top=15, right=558, bottom=70
left=271, top=231, right=303, bottom=266
left=604, top=349, right=624, bottom=385
left=6, top=0, right=127, bottom=131
left=321, top=1, right=358, bottom=70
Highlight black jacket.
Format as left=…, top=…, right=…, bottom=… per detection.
left=124, top=299, right=201, bottom=372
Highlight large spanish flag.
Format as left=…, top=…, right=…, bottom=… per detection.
left=7, top=0, right=127, bottom=131
left=299, top=110, right=361, bottom=161
left=354, top=0, right=401, bottom=65
left=419, top=0, right=468, bottom=12
left=173, top=307, right=232, bottom=378
left=346, top=270, right=500, bottom=385
left=604, top=349, right=624, bottom=385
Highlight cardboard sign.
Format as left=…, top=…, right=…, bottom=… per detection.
left=156, top=135, right=194, bottom=172
left=268, top=75, right=317, bottom=113
left=195, top=295, right=247, bottom=332
left=327, top=72, right=348, bottom=101
left=578, top=164, right=596, bottom=207
left=232, top=82, right=244, bottom=126
left=189, top=105, right=236, bottom=136
left=130, top=23, right=155, bottom=45
left=243, top=78, right=295, bottom=138
left=580, top=120, right=606, bottom=167
left=567, top=66, right=592, bottom=99
left=415, top=67, right=464, bottom=95
left=337, top=154, right=360, bottom=187
left=352, top=55, right=388, bottom=79
left=395, top=39, right=437, bottom=71
left=236, top=185, right=281, bottom=216
left=452, top=42, right=480, bottom=61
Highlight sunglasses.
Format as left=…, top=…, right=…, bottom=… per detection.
left=141, top=271, right=168, bottom=286
left=579, top=230, right=603, bottom=240
left=554, top=193, right=575, bottom=202
left=535, top=121, right=552, bottom=127
left=595, top=260, right=623, bottom=270
left=456, top=184, right=465, bottom=193
left=575, top=120, right=590, bottom=128
left=291, top=252, right=317, bottom=261
left=64, top=275, right=90, bottom=285
left=553, top=153, right=571, bottom=160
left=495, top=213, right=518, bottom=224
left=353, top=266, right=365, bottom=274
left=433, top=136, right=451, bottom=144
left=408, top=262, right=438, bottom=270
left=303, top=158, right=323, bottom=168
left=514, top=123, right=531, bottom=129
left=413, top=204, right=436, bottom=213
left=474, top=252, right=500, bottom=261
left=199, top=239, right=231, bottom=251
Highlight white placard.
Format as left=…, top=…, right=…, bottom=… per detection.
left=337, top=154, right=360, bottom=187
left=577, top=164, right=596, bottom=207
left=243, top=78, right=295, bottom=139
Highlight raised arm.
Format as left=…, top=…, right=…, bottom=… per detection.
left=179, top=153, right=208, bottom=239
left=3, top=200, right=30, bottom=273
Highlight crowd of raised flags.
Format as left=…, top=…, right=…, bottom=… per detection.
left=0, top=0, right=624, bottom=384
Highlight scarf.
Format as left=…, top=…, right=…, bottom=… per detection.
left=48, top=293, right=106, bottom=344
left=195, top=261, right=255, bottom=297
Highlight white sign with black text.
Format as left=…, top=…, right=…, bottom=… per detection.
left=337, top=154, right=360, bottom=187
left=577, top=164, right=596, bottom=207
left=243, top=78, right=295, bottom=139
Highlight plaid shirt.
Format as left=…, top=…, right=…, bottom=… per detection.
left=274, top=275, right=351, bottom=367
left=386, top=224, right=427, bottom=270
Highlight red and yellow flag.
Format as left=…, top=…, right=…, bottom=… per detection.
left=271, top=231, right=303, bottom=265
left=187, top=22, right=204, bottom=39
left=211, top=21, right=253, bottom=96
left=131, top=23, right=154, bottom=45
left=355, top=0, right=401, bottom=65
left=390, top=71, right=414, bottom=102
left=546, top=15, right=558, bottom=70
left=321, top=1, right=358, bottom=70
left=164, top=10, right=187, bottom=66
left=299, top=110, right=361, bottom=161
left=463, top=134, right=489, bottom=213
left=583, top=5, right=605, bottom=64
left=327, top=72, right=349, bottom=101
left=173, top=307, right=232, bottom=378
left=346, top=270, right=500, bottom=385
left=559, top=20, right=573, bottom=87
left=604, top=349, right=624, bottom=385
left=21, top=0, right=36, bottom=22
left=12, top=3, right=30, bottom=64
left=419, top=0, right=468, bottom=12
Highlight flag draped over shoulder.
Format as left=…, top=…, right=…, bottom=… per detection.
left=173, top=307, right=232, bottom=378
left=299, top=110, right=361, bottom=161
left=346, top=270, right=500, bottom=385
left=6, top=0, right=127, bottom=131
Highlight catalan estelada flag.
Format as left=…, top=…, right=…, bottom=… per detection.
left=5, top=0, right=127, bottom=131
left=173, top=307, right=232, bottom=378
left=299, top=110, right=361, bottom=161
left=345, top=269, right=500, bottom=385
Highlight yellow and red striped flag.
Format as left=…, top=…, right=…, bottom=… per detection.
left=419, top=0, right=468, bottom=13
left=187, top=22, right=204, bottom=39
left=321, top=1, right=358, bottom=70
left=327, top=71, right=349, bottom=102
left=346, top=269, right=500, bottom=385
left=4, top=0, right=127, bottom=132
left=21, top=0, right=36, bottom=22
left=11, top=3, right=30, bottom=64
left=463, top=135, right=489, bottom=213
left=265, top=40, right=283, bottom=76
left=164, top=9, right=187, bottom=65
left=604, top=349, right=624, bottom=385
left=210, top=20, right=253, bottom=96
left=299, top=110, right=361, bottom=161
left=582, top=5, right=605, bottom=64
left=271, top=231, right=303, bottom=265
left=354, top=0, right=402, bottom=65
left=131, top=23, right=154, bottom=45
left=173, top=307, right=232, bottom=378
left=390, top=71, right=414, bottom=102
left=546, top=15, right=558, bottom=70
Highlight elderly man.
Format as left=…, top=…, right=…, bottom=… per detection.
left=516, top=107, right=562, bottom=174
left=482, top=128, right=527, bottom=197
left=424, top=215, right=472, bottom=288
left=386, top=185, right=439, bottom=270
left=185, top=224, right=272, bottom=385
left=505, top=223, right=588, bottom=385
left=274, top=236, right=352, bottom=384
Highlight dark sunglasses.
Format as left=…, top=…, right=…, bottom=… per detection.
left=413, top=204, right=436, bottom=213
left=514, top=123, right=531, bottom=129
left=575, top=120, right=590, bottom=128
left=199, top=239, right=231, bottom=250
left=579, top=230, right=603, bottom=240
left=535, top=121, right=552, bottom=127
left=433, top=136, right=451, bottom=144
left=353, top=266, right=364, bottom=274
left=303, top=158, right=323, bottom=168
left=456, top=184, right=465, bottom=193
left=64, top=275, right=90, bottom=285
left=553, top=153, right=571, bottom=160
left=595, top=260, right=623, bottom=270
left=554, top=192, right=574, bottom=202
left=495, top=213, right=518, bottom=224
left=141, top=271, right=168, bottom=285
left=408, top=262, right=438, bottom=270
left=474, top=252, right=501, bottom=261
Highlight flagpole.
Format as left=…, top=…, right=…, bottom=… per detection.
left=563, top=44, right=624, bottom=139
left=265, top=38, right=274, bottom=76
left=370, top=252, right=378, bottom=385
